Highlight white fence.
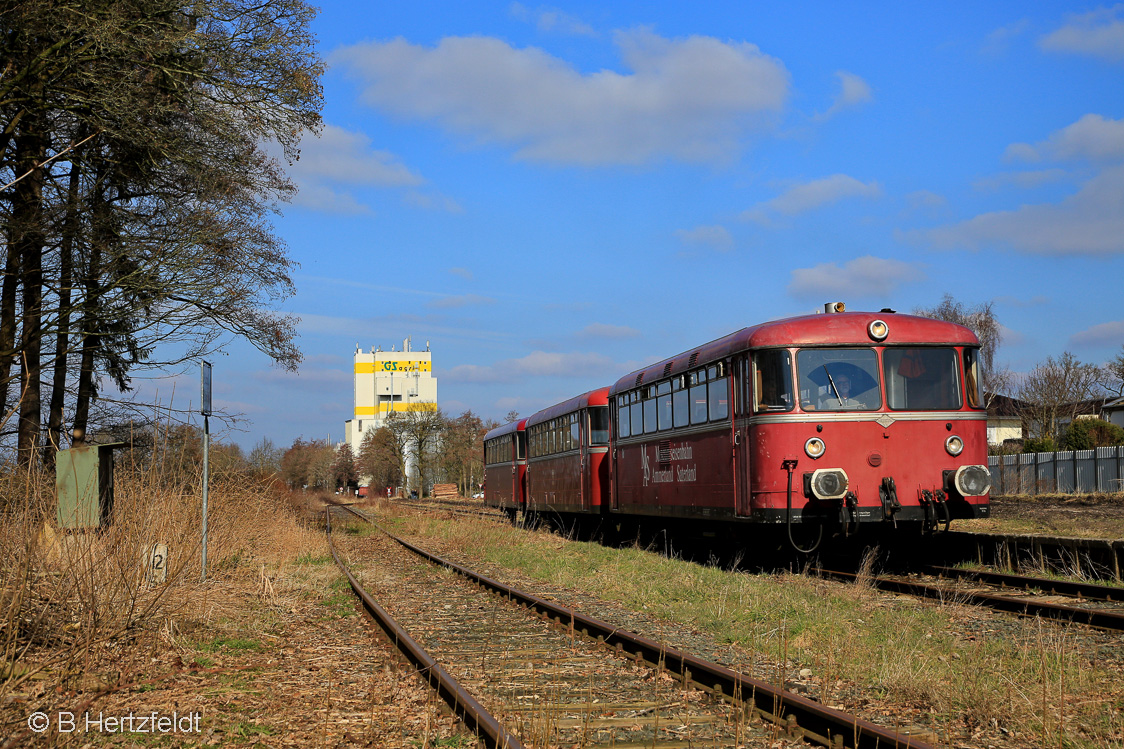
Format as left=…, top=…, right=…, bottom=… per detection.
left=988, top=446, right=1124, bottom=495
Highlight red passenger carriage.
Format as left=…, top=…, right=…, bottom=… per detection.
left=483, top=418, right=527, bottom=522
left=525, top=388, right=611, bottom=524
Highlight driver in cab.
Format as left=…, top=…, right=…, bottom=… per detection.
left=820, top=374, right=869, bottom=410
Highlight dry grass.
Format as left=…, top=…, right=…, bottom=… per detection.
left=0, top=458, right=326, bottom=745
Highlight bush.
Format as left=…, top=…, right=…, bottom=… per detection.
left=1022, top=436, right=1056, bottom=453
left=1059, top=419, right=1124, bottom=450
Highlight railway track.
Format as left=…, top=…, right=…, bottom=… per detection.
left=814, top=566, right=1124, bottom=631
left=389, top=497, right=508, bottom=522
left=935, top=530, right=1124, bottom=582
left=325, top=502, right=937, bottom=749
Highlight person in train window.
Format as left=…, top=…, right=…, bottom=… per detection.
left=819, top=375, right=869, bottom=410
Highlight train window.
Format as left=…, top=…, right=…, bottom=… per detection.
left=618, top=400, right=631, bottom=438
left=643, top=395, right=657, bottom=433
left=708, top=377, right=728, bottom=421
left=630, top=399, right=643, bottom=437
left=570, top=413, right=580, bottom=448
left=517, top=433, right=526, bottom=459
left=754, top=350, right=794, bottom=412
left=589, top=407, right=609, bottom=445
left=690, top=377, right=709, bottom=424
left=964, top=348, right=984, bottom=410
left=673, top=388, right=689, bottom=427
left=797, top=348, right=881, bottom=411
left=658, top=387, right=673, bottom=430
left=883, top=347, right=962, bottom=411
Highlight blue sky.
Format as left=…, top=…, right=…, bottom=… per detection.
left=149, top=2, right=1124, bottom=449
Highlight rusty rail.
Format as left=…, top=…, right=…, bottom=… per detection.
left=818, top=567, right=1124, bottom=631
left=324, top=508, right=525, bottom=749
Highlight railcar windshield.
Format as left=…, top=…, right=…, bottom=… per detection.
left=883, top=347, right=962, bottom=410
left=797, top=348, right=880, bottom=411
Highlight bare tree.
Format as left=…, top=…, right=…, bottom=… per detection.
left=439, top=410, right=487, bottom=495
left=913, top=294, right=1010, bottom=401
left=1101, top=345, right=1124, bottom=398
left=1015, top=352, right=1104, bottom=444
left=357, top=426, right=404, bottom=494
left=248, top=437, right=282, bottom=478
left=330, top=442, right=358, bottom=491
left=402, top=408, right=446, bottom=496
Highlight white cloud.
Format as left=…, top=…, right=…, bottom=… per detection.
left=787, top=256, right=926, bottom=299
left=926, top=165, right=1124, bottom=256
left=280, top=124, right=425, bottom=213
left=816, top=71, right=872, bottom=120
left=674, top=224, right=734, bottom=251
left=1006, top=114, right=1124, bottom=163
left=445, top=350, right=620, bottom=383
left=1070, top=320, right=1124, bottom=348
left=1040, top=5, right=1124, bottom=62
left=331, top=30, right=789, bottom=166
left=743, top=174, right=881, bottom=223
left=973, top=169, right=1069, bottom=191
left=509, top=3, right=597, bottom=37
left=449, top=267, right=474, bottom=281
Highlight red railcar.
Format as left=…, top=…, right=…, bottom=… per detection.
left=490, top=305, right=991, bottom=549
left=483, top=418, right=527, bottom=521
left=525, top=388, right=610, bottom=521
left=609, top=306, right=990, bottom=545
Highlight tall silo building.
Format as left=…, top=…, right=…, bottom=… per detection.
left=344, top=337, right=438, bottom=492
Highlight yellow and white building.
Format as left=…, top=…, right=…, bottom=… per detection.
left=344, top=337, right=438, bottom=487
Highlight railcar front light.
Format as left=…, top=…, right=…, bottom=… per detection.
left=804, top=437, right=826, bottom=459
left=945, top=435, right=964, bottom=456
left=954, top=465, right=991, bottom=496
left=868, top=319, right=889, bottom=341
left=808, top=468, right=849, bottom=500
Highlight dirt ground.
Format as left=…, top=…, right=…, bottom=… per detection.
left=958, top=492, right=1124, bottom=539
left=2, top=550, right=467, bottom=747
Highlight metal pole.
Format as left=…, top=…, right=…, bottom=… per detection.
left=202, top=412, right=209, bottom=581
left=201, top=359, right=212, bottom=582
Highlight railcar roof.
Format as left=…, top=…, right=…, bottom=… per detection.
left=610, top=311, right=979, bottom=395
left=483, top=417, right=526, bottom=442
left=526, top=387, right=610, bottom=427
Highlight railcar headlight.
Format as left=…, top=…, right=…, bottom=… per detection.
left=868, top=319, right=889, bottom=341
left=804, top=437, right=826, bottom=459
left=808, top=468, right=849, bottom=500
left=945, top=435, right=964, bottom=456
left=954, top=465, right=991, bottom=496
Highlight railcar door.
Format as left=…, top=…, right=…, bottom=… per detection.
left=734, top=355, right=752, bottom=517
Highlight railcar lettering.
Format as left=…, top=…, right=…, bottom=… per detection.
left=669, top=444, right=693, bottom=461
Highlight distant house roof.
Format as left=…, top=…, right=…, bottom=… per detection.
left=986, top=393, right=1026, bottom=419
left=1070, top=397, right=1111, bottom=418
